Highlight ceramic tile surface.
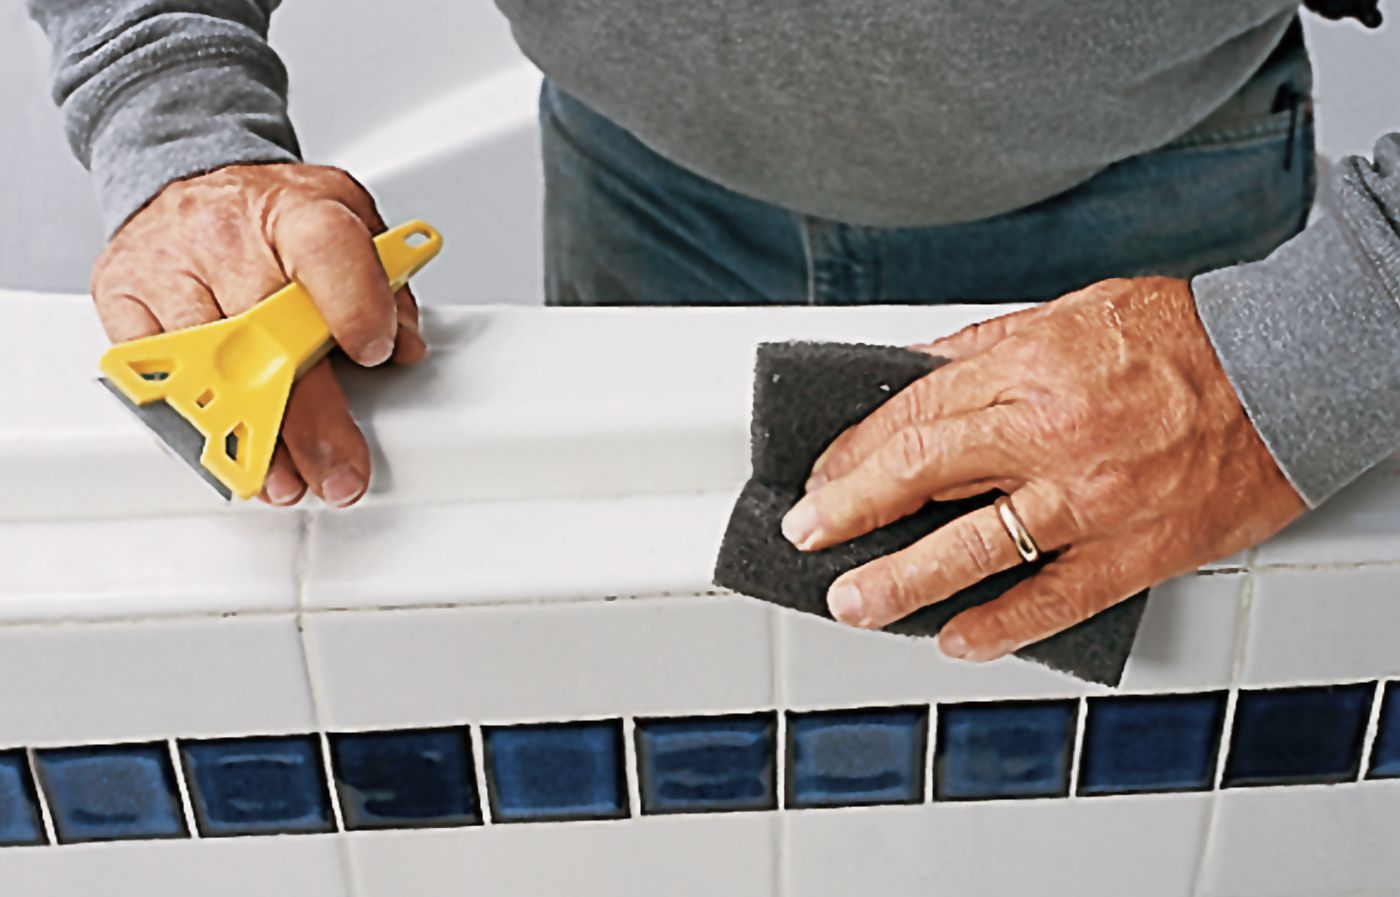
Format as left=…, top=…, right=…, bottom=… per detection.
left=303, top=596, right=774, bottom=731
left=1241, top=569, right=1400, bottom=686
left=934, top=700, right=1077, bottom=801
left=1201, top=782, right=1400, bottom=897
left=483, top=721, right=628, bottom=823
left=0, top=751, right=44, bottom=847
left=0, top=615, right=316, bottom=746
left=1078, top=692, right=1227, bottom=795
left=785, top=707, right=928, bottom=809
left=34, top=743, right=187, bottom=844
left=1366, top=681, right=1400, bottom=779
left=634, top=713, right=777, bottom=815
left=785, top=795, right=1212, bottom=897
left=304, top=493, right=735, bottom=610
left=347, top=813, right=778, bottom=897
left=1223, top=683, right=1375, bottom=787
left=1116, top=573, right=1244, bottom=693
left=179, top=736, right=334, bottom=837
left=330, top=727, right=482, bottom=829
left=0, top=512, right=301, bottom=621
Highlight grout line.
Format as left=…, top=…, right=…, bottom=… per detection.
left=1357, top=679, right=1389, bottom=781
left=25, top=748, right=58, bottom=846
left=469, top=725, right=494, bottom=825
left=622, top=717, right=642, bottom=819
left=924, top=704, right=937, bottom=804
left=167, top=739, right=200, bottom=839
left=318, top=732, right=347, bottom=833
left=1190, top=564, right=1255, bottom=897
left=1067, top=697, right=1088, bottom=799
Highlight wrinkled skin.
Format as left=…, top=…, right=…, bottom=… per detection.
left=781, top=277, right=1305, bottom=661
left=92, top=163, right=424, bottom=507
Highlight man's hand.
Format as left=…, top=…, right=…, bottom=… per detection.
left=91, top=163, right=427, bottom=507
left=780, top=277, right=1305, bottom=661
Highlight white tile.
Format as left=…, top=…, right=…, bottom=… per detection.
left=0, top=615, right=316, bottom=747
left=0, top=836, right=349, bottom=897
left=303, top=596, right=774, bottom=730
left=1256, top=464, right=1400, bottom=566
left=1241, top=569, right=1400, bottom=687
left=1117, top=574, right=1244, bottom=693
left=0, top=510, right=302, bottom=622
left=304, top=492, right=735, bottom=610
left=784, top=794, right=1211, bottom=897
left=349, top=814, right=776, bottom=897
left=1201, top=782, right=1400, bottom=897
left=781, top=610, right=1103, bottom=709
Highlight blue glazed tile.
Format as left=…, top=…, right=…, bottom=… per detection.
left=936, top=700, right=1077, bottom=801
left=635, top=713, right=776, bottom=815
left=330, top=727, right=481, bottom=829
left=786, top=706, right=928, bottom=809
left=1079, top=692, right=1227, bottom=796
left=1368, top=682, right=1400, bottom=780
left=483, top=720, right=628, bottom=823
left=34, top=743, right=187, bottom=844
left=0, top=751, right=45, bottom=847
left=1224, top=683, right=1375, bottom=788
left=180, top=735, right=333, bottom=837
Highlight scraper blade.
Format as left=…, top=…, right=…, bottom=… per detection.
left=98, top=377, right=234, bottom=500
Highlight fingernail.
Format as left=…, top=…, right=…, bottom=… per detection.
left=321, top=467, right=365, bottom=508
left=781, top=499, right=821, bottom=549
left=804, top=470, right=829, bottom=493
left=362, top=337, right=394, bottom=367
left=264, top=468, right=304, bottom=506
left=827, top=581, right=865, bottom=626
left=940, top=629, right=970, bottom=659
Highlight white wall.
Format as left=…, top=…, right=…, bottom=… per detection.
left=1, top=5, right=1396, bottom=295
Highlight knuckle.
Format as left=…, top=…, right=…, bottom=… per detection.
left=953, top=519, right=1001, bottom=578
left=883, top=425, right=933, bottom=480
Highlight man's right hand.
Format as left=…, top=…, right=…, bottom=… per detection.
left=91, top=163, right=427, bottom=508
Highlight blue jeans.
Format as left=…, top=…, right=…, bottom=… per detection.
left=541, top=33, right=1315, bottom=306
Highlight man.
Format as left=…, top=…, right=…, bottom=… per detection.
left=27, top=2, right=1400, bottom=664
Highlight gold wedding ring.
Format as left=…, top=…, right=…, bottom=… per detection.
left=994, top=495, right=1042, bottom=564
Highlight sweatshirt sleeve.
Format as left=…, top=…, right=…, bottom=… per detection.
left=26, top=0, right=300, bottom=236
left=1192, top=133, right=1400, bottom=507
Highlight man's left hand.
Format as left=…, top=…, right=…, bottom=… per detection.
left=780, top=276, right=1305, bottom=662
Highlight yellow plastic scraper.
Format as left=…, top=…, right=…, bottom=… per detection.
left=98, top=220, right=443, bottom=501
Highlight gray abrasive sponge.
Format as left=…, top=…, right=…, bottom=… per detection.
left=713, top=341, right=1148, bottom=687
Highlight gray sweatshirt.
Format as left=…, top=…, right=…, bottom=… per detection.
left=26, top=1, right=1400, bottom=507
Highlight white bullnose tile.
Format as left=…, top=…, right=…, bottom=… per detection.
left=304, top=492, right=735, bottom=610
left=1255, top=463, right=1400, bottom=566
left=303, top=595, right=774, bottom=730
left=784, top=794, right=1211, bottom=897
left=1240, top=568, right=1400, bottom=687
left=349, top=814, right=777, bottom=897
left=0, top=510, right=302, bottom=622
left=0, top=836, right=350, bottom=897
left=0, top=615, right=316, bottom=747
left=780, top=573, right=1241, bottom=708
left=1200, top=782, right=1400, bottom=897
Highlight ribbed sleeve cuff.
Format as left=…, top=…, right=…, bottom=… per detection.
left=1192, top=213, right=1400, bottom=507
left=88, top=60, right=300, bottom=235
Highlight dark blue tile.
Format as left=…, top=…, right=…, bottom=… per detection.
left=1079, top=692, right=1227, bottom=796
left=635, top=713, right=776, bottom=815
left=35, top=743, right=187, bottom=844
left=331, top=727, right=481, bottom=829
left=786, top=706, right=928, bottom=809
left=180, top=735, right=332, bottom=837
left=1368, top=682, right=1400, bottom=780
left=1224, top=683, right=1375, bottom=788
left=936, top=700, right=1077, bottom=801
left=483, top=721, right=628, bottom=823
left=0, top=751, right=45, bottom=847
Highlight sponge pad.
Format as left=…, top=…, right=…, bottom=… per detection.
left=713, top=341, right=1148, bottom=687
